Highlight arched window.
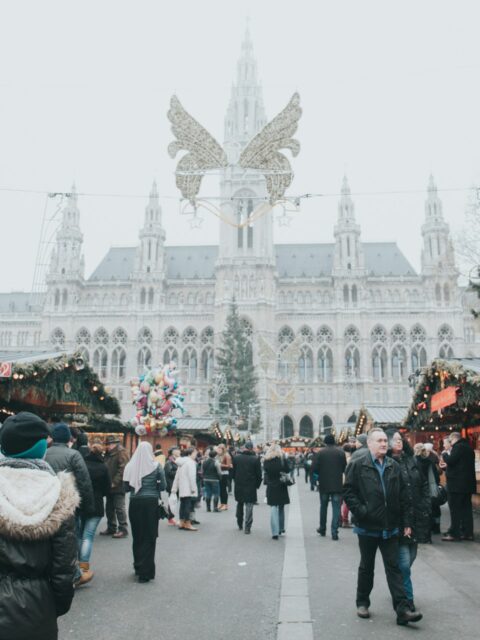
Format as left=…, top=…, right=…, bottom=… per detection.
left=50, top=327, right=65, bottom=349
left=372, top=346, right=387, bottom=382
left=317, top=346, right=333, bottom=382
left=280, top=415, right=294, bottom=439
left=140, top=288, right=146, bottom=306
left=444, top=284, right=450, bottom=303
left=345, top=346, right=360, bottom=378
left=299, top=415, right=313, bottom=438
left=344, top=325, right=360, bottom=345
left=298, top=346, right=313, bottom=382
left=277, top=326, right=295, bottom=380
left=351, top=284, right=358, bottom=305
left=343, top=284, right=349, bottom=304
left=370, top=325, right=387, bottom=345
left=439, top=344, right=454, bottom=359
left=75, top=327, right=91, bottom=346
left=200, top=326, right=214, bottom=345
left=317, top=325, right=333, bottom=344
left=438, top=324, right=453, bottom=344
left=435, top=283, right=442, bottom=303
left=93, top=346, right=108, bottom=379
left=391, top=345, right=407, bottom=381
left=163, top=347, right=178, bottom=365
left=163, top=327, right=179, bottom=345
left=148, top=288, right=154, bottom=306
left=390, top=325, right=407, bottom=344
left=182, top=326, right=198, bottom=345
left=94, top=327, right=109, bottom=346
left=137, top=346, right=152, bottom=374
left=182, top=347, right=197, bottom=383
left=62, top=289, right=68, bottom=307
left=411, top=345, right=427, bottom=371
left=321, top=414, right=333, bottom=434
left=54, top=289, right=60, bottom=307
left=112, top=327, right=127, bottom=345
left=111, top=347, right=126, bottom=381
left=201, top=347, right=214, bottom=382
left=410, top=324, right=426, bottom=344
left=137, top=327, right=153, bottom=345
left=298, top=325, right=314, bottom=343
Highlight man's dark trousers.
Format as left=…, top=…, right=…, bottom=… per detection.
left=236, top=502, right=254, bottom=531
left=319, top=492, right=341, bottom=537
left=357, top=535, right=409, bottom=613
left=448, top=491, right=474, bottom=538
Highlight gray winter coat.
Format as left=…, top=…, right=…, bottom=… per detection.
left=45, top=443, right=94, bottom=515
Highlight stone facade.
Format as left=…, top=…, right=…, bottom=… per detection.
left=1, top=29, right=478, bottom=440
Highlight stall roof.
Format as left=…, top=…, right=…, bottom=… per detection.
left=175, top=417, right=214, bottom=431
left=361, top=406, right=409, bottom=424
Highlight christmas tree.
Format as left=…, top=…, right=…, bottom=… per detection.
left=215, top=299, right=260, bottom=432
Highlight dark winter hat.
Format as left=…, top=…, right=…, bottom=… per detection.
left=0, top=411, right=50, bottom=456
left=52, top=423, right=72, bottom=443
left=324, top=434, right=336, bottom=445
left=244, top=441, right=254, bottom=450
left=105, top=435, right=120, bottom=445
left=356, top=434, right=368, bottom=446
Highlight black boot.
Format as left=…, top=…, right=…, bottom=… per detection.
left=206, top=498, right=211, bottom=512
left=213, top=497, right=219, bottom=512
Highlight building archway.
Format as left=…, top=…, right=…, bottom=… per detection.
left=299, top=415, right=313, bottom=438
left=321, top=414, right=333, bottom=434
left=280, top=415, right=294, bottom=439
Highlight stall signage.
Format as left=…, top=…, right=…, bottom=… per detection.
left=431, top=387, right=457, bottom=412
left=0, top=362, right=12, bottom=378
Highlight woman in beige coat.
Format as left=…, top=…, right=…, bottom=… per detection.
left=171, top=447, right=198, bottom=531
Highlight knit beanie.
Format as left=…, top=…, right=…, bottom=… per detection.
left=52, top=423, right=72, bottom=443
left=356, top=434, right=368, bottom=446
left=0, top=412, right=50, bottom=456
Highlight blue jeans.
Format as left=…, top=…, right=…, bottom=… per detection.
left=203, top=480, right=220, bottom=499
left=319, top=492, right=342, bottom=537
left=397, top=543, right=418, bottom=602
left=270, top=505, right=285, bottom=537
left=79, top=516, right=102, bottom=563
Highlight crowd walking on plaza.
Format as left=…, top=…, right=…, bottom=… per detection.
left=0, top=410, right=478, bottom=637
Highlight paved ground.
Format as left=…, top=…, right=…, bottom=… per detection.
left=59, top=480, right=480, bottom=640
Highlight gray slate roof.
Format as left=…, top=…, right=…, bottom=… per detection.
left=87, top=242, right=416, bottom=282
left=0, top=292, right=38, bottom=314
left=361, top=406, right=409, bottom=425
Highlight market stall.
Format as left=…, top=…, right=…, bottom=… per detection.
left=355, top=405, right=409, bottom=436
left=405, top=357, right=480, bottom=495
left=0, top=349, right=120, bottom=423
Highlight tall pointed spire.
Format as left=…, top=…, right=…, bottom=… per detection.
left=337, top=175, right=356, bottom=223
left=333, top=176, right=364, bottom=274
left=224, top=22, right=266, bottom=148
left=421, top=175, right=455, bottom=274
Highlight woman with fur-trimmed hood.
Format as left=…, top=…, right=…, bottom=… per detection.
left=0, top=412, right=79, bottom=640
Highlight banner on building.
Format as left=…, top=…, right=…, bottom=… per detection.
left=431, top=387, right=457, bottom=412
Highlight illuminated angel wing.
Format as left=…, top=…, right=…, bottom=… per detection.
left=257, top=334, right=276, bottom=372
left=281, top=334, right=303, bottom=376
left=167, top=95, right=228, bottom=205
left=239, top=93, right=302, bottom=204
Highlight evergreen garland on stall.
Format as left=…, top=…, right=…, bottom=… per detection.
left=215, top=299, right=261, bottom=433
left=0, top=352, right=120, bottom=416
left=406, top=358, right=480, bottom=430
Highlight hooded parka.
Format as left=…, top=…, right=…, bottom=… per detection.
left=0, top=458, right=79, bottom=640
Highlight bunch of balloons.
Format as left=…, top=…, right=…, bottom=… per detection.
left=129, top=362, right=186, bottom=436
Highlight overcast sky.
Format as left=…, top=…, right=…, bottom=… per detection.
left=1, top=0, right=480, bottom=292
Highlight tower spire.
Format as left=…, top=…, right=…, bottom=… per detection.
left=333, top=176, right=364, bottom=274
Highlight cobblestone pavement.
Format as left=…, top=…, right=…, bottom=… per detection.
left=59, top=480, right=480, bottom=640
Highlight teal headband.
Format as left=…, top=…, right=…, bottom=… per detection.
left=5, top=438, right=48, bottom=460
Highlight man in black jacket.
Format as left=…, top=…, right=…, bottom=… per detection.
left=232, top=442, right=262, bottom=534
left=311, top=434, right=346, bottom=540
left=440, top=432, right=476, bottom=541
left=343, top=428, right=423, bottom=626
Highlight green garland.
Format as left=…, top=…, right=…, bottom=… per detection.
left=406, top=358, right=480, bottom=430
left=0, top=352, right=120, bottom=416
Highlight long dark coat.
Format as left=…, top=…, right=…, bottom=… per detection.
left=311, top=445, right=347, bottom=493
left=264, top=456, right=290, bottom=506
left=232, top=450, right=262, bottom=503
left=84, top=452, right=111, bottom=517
left=443, top=438, right=476, bottom=494
left=390, top=452, right=431, bottom=544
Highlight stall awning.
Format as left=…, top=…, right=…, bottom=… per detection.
left=356, top=405, right=409, bottom=433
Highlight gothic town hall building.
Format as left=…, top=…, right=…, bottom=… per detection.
left=0, top=31, right=478, bottom=440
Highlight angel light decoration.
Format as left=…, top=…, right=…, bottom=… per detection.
left=167, top=93, right=302, bottom=210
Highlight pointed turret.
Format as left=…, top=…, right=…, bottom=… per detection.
left=333, top=176, right=365, bottom=274
left=133, top=181, right=166, bottom=281
left=421, top=175, right=455, bottom=275
left=48, top=184, right=84, bottom=281
left=223, top=22, right=267, bottom=152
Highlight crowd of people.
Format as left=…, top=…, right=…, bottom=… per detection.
left=0, top=410, right=477, bottom=637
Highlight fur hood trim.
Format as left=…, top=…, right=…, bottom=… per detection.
left=0, top=468, right=79, bottom=541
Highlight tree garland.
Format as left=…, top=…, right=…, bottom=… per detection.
left=406, top=358, right=480, bottom=430
left=0, top=352, right=120, bottom=416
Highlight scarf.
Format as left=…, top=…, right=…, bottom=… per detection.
left=123, top=441, right=158, bottom=493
